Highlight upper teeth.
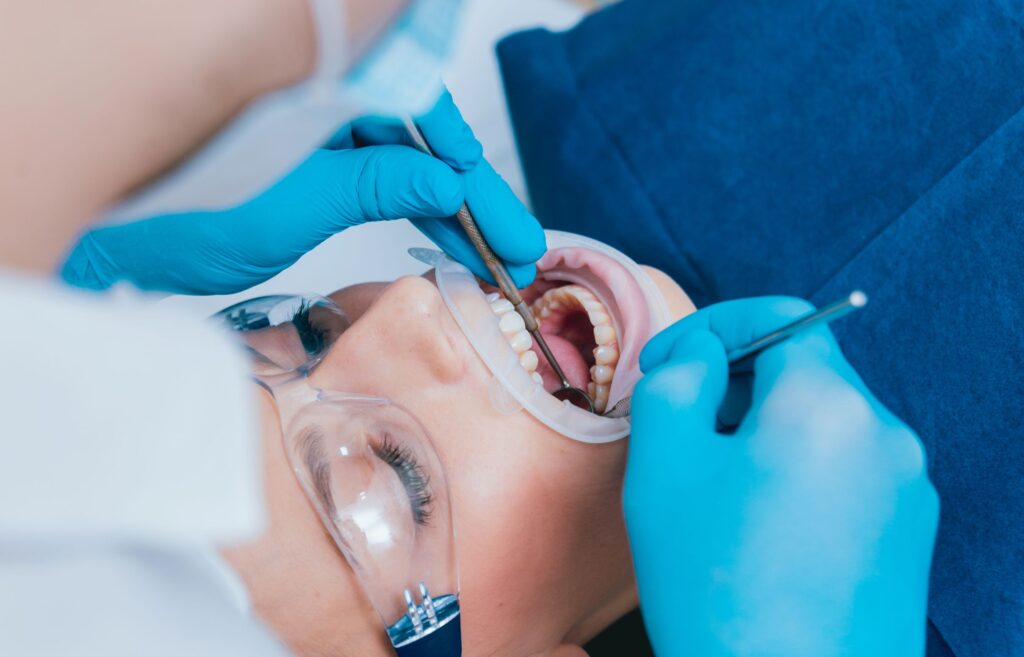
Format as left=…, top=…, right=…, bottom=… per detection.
left=487, top=292, right=543, bottom=385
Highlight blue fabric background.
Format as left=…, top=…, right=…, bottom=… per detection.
left=498, top=2, right=1024, bottom=656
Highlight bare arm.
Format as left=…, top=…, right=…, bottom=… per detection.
left=0, top=0, right=317, bottom=271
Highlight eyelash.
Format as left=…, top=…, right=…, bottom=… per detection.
left=293, top=300, right=327, bottom=358
left=374, top=434, right=434, bottom=526
left=300, top=430, right=337, bottom=517
left=293, top=304, right=433, bottom=527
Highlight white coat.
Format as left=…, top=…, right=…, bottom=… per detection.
left=0, top=3, right=464, bottom=651
left=0, top=272, right=289, bottom=657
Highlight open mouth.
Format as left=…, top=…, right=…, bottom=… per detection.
left=481, top=246, right=652, bottom=414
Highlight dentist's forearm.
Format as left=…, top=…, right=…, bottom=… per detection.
left=0, top=0, right=316, bottom=272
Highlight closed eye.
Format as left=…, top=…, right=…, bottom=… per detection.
left=298, top=428, right=336, bottom=516
left=372, top=433, right=434, bottom=526
left=298, top=428, right=434, bottom=527
left=294, top=300, right=328, bottom=359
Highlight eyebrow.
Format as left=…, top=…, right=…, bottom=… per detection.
left=297, top=428, right=336, bottom=516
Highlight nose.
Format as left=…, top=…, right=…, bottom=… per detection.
left=321, top=276, right=467, bottom=387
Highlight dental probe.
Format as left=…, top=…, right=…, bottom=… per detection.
left=603, top=290, right=869, bottom=419
left=402, top=118, right=596, bottom=413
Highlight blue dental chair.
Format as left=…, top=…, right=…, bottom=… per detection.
left=498, top=2, right=1024, bottom=656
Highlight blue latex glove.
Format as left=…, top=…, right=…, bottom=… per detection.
left=61, top=90, right=546, bottom=294
left=624, top=297, right=939, bottom=657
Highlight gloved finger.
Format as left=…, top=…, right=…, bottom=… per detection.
left=626, top=329, right=731, bottom=501
left=462, top=161, right=547, bottom=266
left=347, top=89, right=484, bottom=172
left=633, top=328, right=730, bottom=431
left=412, top=215, right=538, bottom=288
left=640, top=296, right=824, bottom=373
left=348, top=115, right=413, bottom=149
left=349, top=117, right=534, bottom=262
left=272, top=147, right=465, bottom=227
left=351, top=146, right=466, bottom=221
left=413, top=88, right=483, bottom=171
left=322, top=122, right=357, bottom=151
left=739, top=330, right=867, bottom=438
left=61, top=231, right=118, bottom=290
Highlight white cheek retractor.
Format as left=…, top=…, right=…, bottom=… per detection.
left=414, top=230, right=671, bottom=444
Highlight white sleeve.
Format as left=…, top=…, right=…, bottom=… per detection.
left=0, top=546, right=293, bottom=657
left=0, top=275, right=264, bottom=547
left=0, top=275, right=294, bottom=657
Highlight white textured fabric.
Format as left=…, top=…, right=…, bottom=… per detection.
left=0, top=272, right=284, bottom=656
left=0, top=547, right=288, bottom=657
left=0, top=274, right=263, bottom=544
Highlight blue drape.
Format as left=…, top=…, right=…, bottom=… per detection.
left=499, top=2, right=1024, bottom=655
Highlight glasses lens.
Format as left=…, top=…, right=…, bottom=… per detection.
left=282, top=394, right=460, bottom=648
left=214, top=295, right=351, bottom=377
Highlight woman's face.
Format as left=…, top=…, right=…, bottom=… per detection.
left=223, top=263, right=694, bottom=657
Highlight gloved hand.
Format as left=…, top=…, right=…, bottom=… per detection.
left=624, top=297, right=939, bottom=657
left=60, top=89, right=546, bottom=294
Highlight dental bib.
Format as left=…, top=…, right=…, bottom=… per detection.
left=421, top=230, right=671, bottom=444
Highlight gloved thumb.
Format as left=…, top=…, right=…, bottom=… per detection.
left=632, top=328, right=729, bottom=433
left=344, top=88, right=484, bottom=172
left=639, top=296, right=818, bottom=373
left=60, top=231, right=119, bottom=290
left=625, top=329, right=730, bottom=523
left=414, top=88, right=484, bottom=171
left=343, top=145, right=466, bottom=223
left=628, top=329, right=731, bottom=492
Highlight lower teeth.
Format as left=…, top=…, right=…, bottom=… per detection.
left=530, top=285, right=620, bottom=413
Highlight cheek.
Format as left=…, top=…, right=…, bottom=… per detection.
left=456, top=456, right=565, bottom=645
left=450, top=431, right=631, bottom=648
left=641, top=265, right=697, bottom=321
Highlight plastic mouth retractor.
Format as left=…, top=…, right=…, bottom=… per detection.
left=421, top=230, right=671, bottom=444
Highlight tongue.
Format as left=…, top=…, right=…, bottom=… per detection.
left=533, top=333, right=590, bottom=393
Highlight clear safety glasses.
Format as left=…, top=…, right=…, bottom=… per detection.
left=215, top=295, right=461, bottom=657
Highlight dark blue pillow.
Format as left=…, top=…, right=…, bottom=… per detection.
left=499, top=2, right=1024, bottom=656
